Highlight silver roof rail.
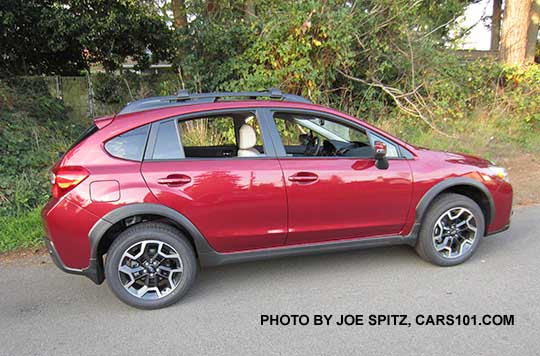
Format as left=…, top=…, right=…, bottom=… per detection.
left=119, top=88, right=311, bottom=115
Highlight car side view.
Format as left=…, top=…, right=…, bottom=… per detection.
left=42, top=89, right=513, bottom=309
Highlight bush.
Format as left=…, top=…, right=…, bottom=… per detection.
left=0, top=79, right=88, bottom=216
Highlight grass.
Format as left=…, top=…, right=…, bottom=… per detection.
left=0, top=208, right=44, bottom=253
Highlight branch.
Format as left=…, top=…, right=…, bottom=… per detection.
left=337, top=69, right=453, bottom=138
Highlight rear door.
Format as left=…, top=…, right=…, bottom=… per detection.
left=141, top=109, right=288, bottom=253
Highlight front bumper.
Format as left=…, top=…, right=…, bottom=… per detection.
left=44, top=237, right=104, bottom=284
left=486, top=208, right=512, bottom=236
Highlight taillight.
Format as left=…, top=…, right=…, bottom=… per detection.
left=51, top=166, right=89, bottom=199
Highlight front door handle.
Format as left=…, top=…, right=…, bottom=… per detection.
left=288, top=172, right=319, bottom=183
left=157, top=174, right=192, bottom=186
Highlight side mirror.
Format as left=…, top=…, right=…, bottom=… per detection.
left=374, top=141, right=389, bottom=170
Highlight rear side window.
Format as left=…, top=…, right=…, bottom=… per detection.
left=179, top=113, right=265, bottom=158
left=179, top=116, right=237, bottom=148
left=105, top=125, right=149, bottom=161
left=149, top=112, right=265, bottom=160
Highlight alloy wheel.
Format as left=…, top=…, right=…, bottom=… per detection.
left=432, top=207, right=478, bottom=259
left=118, top=240, right=183, bottom=300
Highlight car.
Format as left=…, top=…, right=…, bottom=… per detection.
left=42, top=89, right=513, bottom=309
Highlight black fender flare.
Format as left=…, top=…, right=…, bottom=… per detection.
left=88, top=203, right=214, bottom=262
left=415, top=177, right=495, bottom=225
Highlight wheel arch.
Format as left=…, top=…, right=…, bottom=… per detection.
left=416, top=177, right=495, bottom=233
left=88, top=204, right=213, bottom=283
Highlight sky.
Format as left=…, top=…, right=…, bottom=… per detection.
left=456, top=0, right=493, bottom=50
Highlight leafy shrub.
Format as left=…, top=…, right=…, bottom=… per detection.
left=0, top=79, right=87, bottom=216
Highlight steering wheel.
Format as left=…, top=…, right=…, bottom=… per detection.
left=304, top=135, right=321, bottom=156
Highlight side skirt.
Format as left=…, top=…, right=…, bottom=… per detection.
left=199, top=234, right=416, bottom=267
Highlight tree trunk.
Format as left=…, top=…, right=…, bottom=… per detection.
left=491, top=0, right=502, bottom=52
left=500, top=0, right=533, bottom=65
left=526, top=0, right=540, bottom=62
left=171, top=0, right=187, bottom=29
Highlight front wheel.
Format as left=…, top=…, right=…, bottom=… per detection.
left=105, top=222, right=197, bottom=309
left=415, top=193, right=485, bottom=266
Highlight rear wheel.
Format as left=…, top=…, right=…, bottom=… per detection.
left=105, top=222, right=197, bottom=309
left=415, top=193, right=485, bottom=266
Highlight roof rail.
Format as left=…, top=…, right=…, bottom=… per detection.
left=118, top=88, right=311, bottom=115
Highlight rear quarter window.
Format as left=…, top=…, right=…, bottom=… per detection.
left=104, top=125, right=150, bottom=161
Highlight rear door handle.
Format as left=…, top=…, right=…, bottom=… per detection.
left=288, top=172, right=319, bottom=183
left=157, top=174, right=192, bottom=186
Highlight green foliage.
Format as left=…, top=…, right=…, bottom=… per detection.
left=93, top=72, right=133, bottom=104
left=0, top=0, right=173, bottom=76
left=92, top=71, right=180, bottom=107
left=500, top=64, right=540, bottom=125
left=172, top=0, right=255, bottom=92
left=170, top=0, right=479, bottom=125
left=0, top=79, right=87, bottom=216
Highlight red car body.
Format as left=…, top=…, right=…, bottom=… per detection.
left=42, top=98, right=513, bottom=284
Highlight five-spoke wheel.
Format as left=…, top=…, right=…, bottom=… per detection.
left=432, top=207, right=478, bottom=259
left=105, top=223, right=197, bottom=309
left=415, top=193, right=485, bottom=266
left=118, top=240, right=184, bottom=300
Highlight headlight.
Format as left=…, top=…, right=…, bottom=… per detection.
left=489, top=166, right=509, bottom=182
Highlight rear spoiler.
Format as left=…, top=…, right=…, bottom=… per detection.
left=93, top=114, right=115, bottom=129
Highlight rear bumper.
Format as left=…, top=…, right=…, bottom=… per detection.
left=486, top=223, right=510, bottom=236
left=44, top=237, right=104, bottom=284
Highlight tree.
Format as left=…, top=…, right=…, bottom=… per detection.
left=491, top=0, right=502, bottom=52
left=0, top=0, right=84, bottom=76
left=70, top=0, right=174, bottom=72
left=526, top=0, right=540, bottom=61
left=0, top=0, right=173, bottom=76
left=500, top=0, right=539, bottom=65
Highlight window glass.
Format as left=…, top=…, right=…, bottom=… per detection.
left=153, top=120, right=183, bottom=160
left=273, top=113, right=372, bottom=158
left=367, top=133, right=399, bottom=158
left=179, top=116, right=236, bottom=146
left=178, top=112, right=264, bottom=158
left=104, top=124, right=149, bottom=161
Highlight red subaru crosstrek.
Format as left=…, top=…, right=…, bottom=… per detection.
left=42, top=89, right=512, bottom=309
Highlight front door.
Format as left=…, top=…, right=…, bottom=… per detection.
left=141, top=110, right=287, bottom=253
left=268, top=110, right=413, bottom=245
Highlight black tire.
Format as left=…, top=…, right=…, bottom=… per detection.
left=105, top=222, right=197, bottom=309
left=415, top=193, right=485, bottom=266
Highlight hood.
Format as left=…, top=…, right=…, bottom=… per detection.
left=416, top=148, right=492, bottom=168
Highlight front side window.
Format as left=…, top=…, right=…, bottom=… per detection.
left=273, top=113, right=374, bottom=158
left=105, top=124, right=149, bottom=161
left=367, top=133, right=399, bottom=158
